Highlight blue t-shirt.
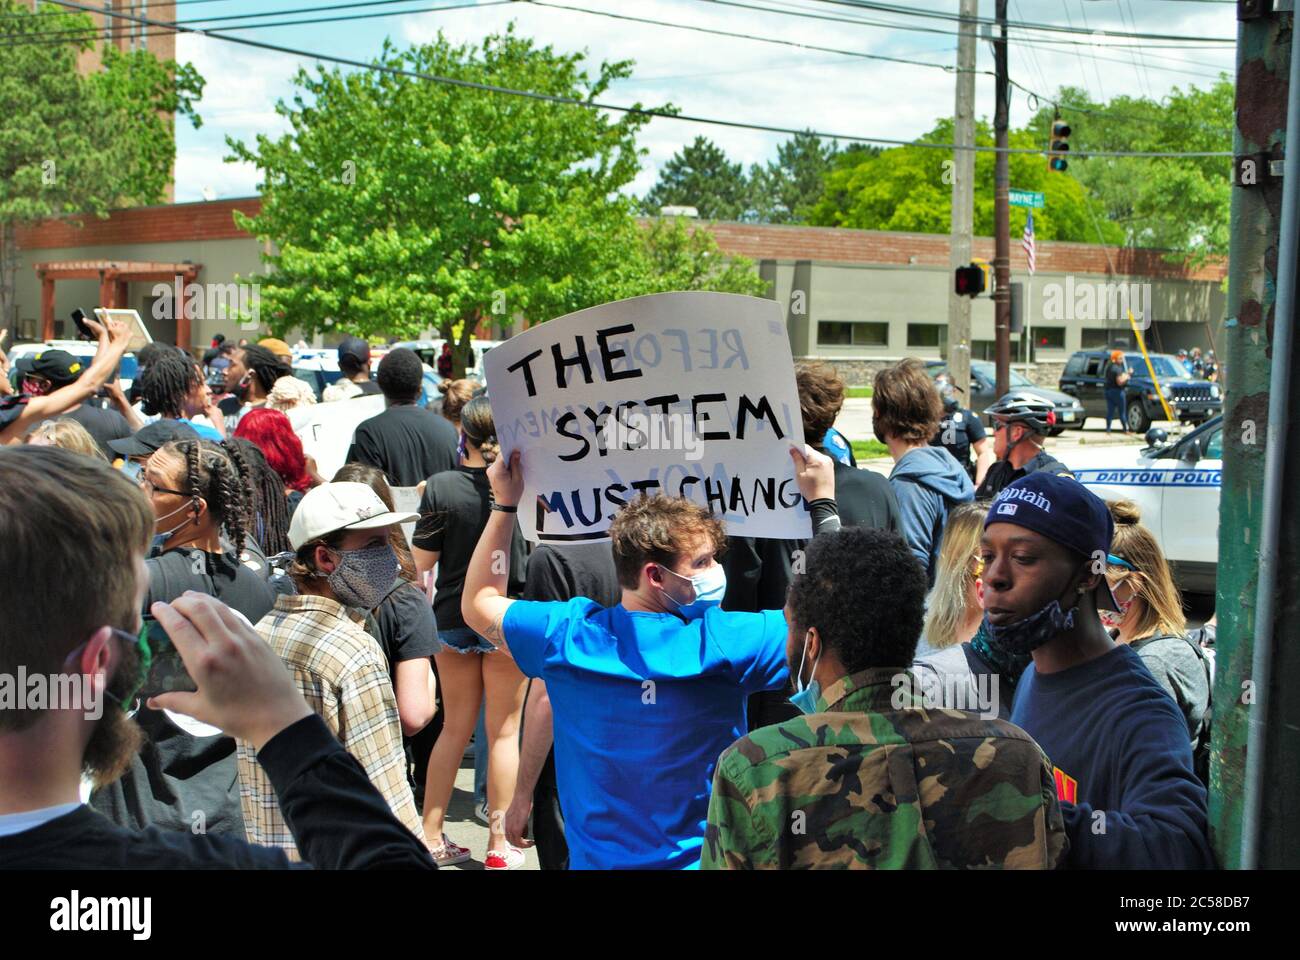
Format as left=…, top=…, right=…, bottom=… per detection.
left=178, top=419, right=223, bottom=442
left=1011, top=643, right=1213, bottom=868
left=502, top=598, right=789, bottom=869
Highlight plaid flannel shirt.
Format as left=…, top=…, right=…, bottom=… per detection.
left=236, top=593, right=425, bottom=859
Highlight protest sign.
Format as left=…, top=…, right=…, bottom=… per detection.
left=485, top=291, right=809, bottom=543
left=287, top=394, right=385, bottom=481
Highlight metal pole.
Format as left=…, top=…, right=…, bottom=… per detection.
left=993, top=0, right=1011, bottom=397
left=1212, top=4, right=1292, bottom=869
left=947, top=0, right=978, bottom=398
left=1240, top=4, right=1299, bottom=871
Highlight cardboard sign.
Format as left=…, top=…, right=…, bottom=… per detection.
left=485, top=292, right=808, bottom=543
left=92, top=308, right=153, bottom=355
left=287, top=394, right=385, bottom=481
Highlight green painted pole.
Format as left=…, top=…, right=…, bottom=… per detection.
left=1212, top=6, right=1292, bottom=869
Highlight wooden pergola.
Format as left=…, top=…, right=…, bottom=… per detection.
left=34, top=260, right=202, bottom=346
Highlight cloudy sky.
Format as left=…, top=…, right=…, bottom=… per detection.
left=168, top=0, right=1238, bottom=204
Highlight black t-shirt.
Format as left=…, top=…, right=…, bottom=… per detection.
left=412, top=465, right=527, bottom=630
left=144, top=548, right=279, bottom=623
left=368, top=578, right=441, bottom=686
left=522, top=542, right=620, bottom=606
left=930, top=404, right=987, bottom=469
left=356, top=379, right=383, bottom=396
left=64, top=403, right=132, bottom=459
left=347, top=404, right=458, bottom=487
left=1104, top=361, right=1127, bottom=390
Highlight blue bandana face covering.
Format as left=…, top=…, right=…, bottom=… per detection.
left=981, top=598, right=1077, bottom=656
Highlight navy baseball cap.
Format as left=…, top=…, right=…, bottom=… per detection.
left=109, top=419, right=200, bottom=459
left=337, top=336, right=370, bottom=365
left=985, top=472, right=1121, bottom=610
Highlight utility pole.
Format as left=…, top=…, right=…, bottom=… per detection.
left=947, top=0, right=978, bottom=400
left=992, top=0, right=1011, bottom=397
left=1213, top=0, right=1299, bottom=871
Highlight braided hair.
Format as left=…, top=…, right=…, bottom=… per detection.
left=163, top=439, right=255, bottom=558
left=225, top=437, right=293, bottom=555
left=140, top=351, right=201, bottom=418
left=240, top=344, right=291, bottom=395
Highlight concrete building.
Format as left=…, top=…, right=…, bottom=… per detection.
left=11, top=199, right=1227, bottom=385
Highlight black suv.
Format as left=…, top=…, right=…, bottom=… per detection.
left=1059, top=350, right=1221, bottom=433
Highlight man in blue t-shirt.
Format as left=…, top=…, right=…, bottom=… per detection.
left=462, top=444, right=838, bottom=869
left=981, top=472, right=1214, bottom=868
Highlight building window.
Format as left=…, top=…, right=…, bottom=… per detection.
left=1081, top=328, right=1120, bottom=349
left=816, top=321, right=888, bottom=347
left=973, top=339, right=1023, bottom=363
left=1032, top=326, right=1066, bottom=351
left=906, top=323, right=946, bottom=350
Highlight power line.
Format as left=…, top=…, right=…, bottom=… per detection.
left=40, top=0, right=1233, bottom=159
left=801, top=0, right=1234, bottom=43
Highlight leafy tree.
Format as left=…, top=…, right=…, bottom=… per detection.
left=748, top=130, right=843, bottom=224
left=642, top=136, right=750, bottom=221
left=231, top=30, right=765, bottom=376
left=808, top=118, right=1121, bottom=244
left=1026, top=81, right=1233, bottom=262
left=0, top=1, right=203, bottom=332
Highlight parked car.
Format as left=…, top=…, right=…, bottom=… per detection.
left=5, top=339, right=140, bottom=393
left=1058, top=350, right=1221, bottom=434
left=925, top=359, right=1085, bottom=436
left=290, top=351, right=346, bottom=400
left=1070, top=416, right=1222, bottom=595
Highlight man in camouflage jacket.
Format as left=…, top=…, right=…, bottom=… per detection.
left=701, top=528, right=1067, bottom=870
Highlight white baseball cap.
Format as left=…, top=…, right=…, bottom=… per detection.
left=288, top=481, right=419, bottom=550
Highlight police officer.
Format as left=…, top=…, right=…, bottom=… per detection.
left=929, top=373, right=994, bottom=487
left=974, top=392, right=1072, bottom=501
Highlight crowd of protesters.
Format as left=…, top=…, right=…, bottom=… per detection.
left=0, top=321, right=1217, bottom=871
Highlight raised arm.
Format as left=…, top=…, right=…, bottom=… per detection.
left=461, top=449, right=523, bottom=648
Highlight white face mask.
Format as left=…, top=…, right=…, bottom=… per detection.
left=659, top=563, right=727, bottom=619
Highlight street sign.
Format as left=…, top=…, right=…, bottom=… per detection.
left=1009, top=189, right=1044, bottom=208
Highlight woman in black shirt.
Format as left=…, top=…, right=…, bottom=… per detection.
left=412, top=396, right=528, bottom=868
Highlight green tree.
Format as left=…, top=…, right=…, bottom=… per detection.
left=231, top=30, right=764, bottom=374
left=0, top=1, right=203, bottom=332
left=642, top=136, right=750, bottom=221
left=1027, top=81, right=1233, bottom=262
left=808, top=118, right=1121, bottom=244
left=748, top=130, right=844, bottom=224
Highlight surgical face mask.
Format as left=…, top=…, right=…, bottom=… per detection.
left=659, top=562, right=726, bottom=620
left=325, top=543, right=399, bottom=609
left=151, top=499, right=196, bottom=555
left=787, top=631, right=822, bottom=715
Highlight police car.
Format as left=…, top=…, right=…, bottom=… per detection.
left=1071, top=416, right=1222, bottom=595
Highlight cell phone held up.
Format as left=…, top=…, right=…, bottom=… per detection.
left=70, top=308, right=96, bottom=341
left=139, top=615, right=198, bottom=700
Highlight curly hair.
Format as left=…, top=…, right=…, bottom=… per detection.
left=608, top=494, right=727, bottom=590
left=795, top=361, right=846, bottom=442
left=161, top=439, right=255, bottom=558
left=225, top=436, right=293, bottom=555
left=872, top=358, right=943, bottom=445
left=460, top=395, right=500, bottom=465
left=787, top=527, right=928, bottom=672
left=377, top=348, right=424, bottom=404
left=239, top=344, right=291, bottom=394
left=140, top=351, right=202, bottom=418
left=235, top=407, right=315, bottom=494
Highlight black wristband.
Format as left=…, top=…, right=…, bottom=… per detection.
left=491, top=503, right=518, bottom=513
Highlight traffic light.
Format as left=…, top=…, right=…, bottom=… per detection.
left=1049, top=119, right=1071, bottom=172
left=955, top=263, right=987, bottom=296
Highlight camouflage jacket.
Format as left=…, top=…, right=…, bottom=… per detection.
left=701, top=668, right=1067, bottom=869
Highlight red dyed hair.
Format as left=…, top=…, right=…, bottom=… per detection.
left=234, top=407, right=314, bottom=493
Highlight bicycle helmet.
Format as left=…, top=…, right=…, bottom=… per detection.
left=983, top=391, right=1057, bottom=434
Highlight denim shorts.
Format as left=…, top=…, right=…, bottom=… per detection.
left=438, top=626, right=497, bottom=655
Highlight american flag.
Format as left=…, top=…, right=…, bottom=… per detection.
left=1022, top=209, right=1037, bottom=274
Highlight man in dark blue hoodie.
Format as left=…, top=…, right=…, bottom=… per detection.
left=872, top=359, right=973, bottom=583
left=982, top=472, right=1214, bottom=868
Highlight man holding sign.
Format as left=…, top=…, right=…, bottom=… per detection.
left=462, top=444, right=837, bottom=870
